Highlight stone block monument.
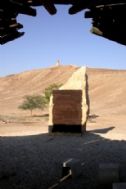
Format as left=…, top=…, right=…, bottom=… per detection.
left=48, top=67, right=89, bottom=134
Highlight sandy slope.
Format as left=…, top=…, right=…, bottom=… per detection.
left=86, top=68, right=126, bottom=140
left=0, top=65, right=78, bottom=115
left=1, top=65, right=126, bottom=116
left=0, top=66, right=126, bottom=189
left=0, top=66, right=126, bottom=140
left=87, top=68, right=126, bottom=115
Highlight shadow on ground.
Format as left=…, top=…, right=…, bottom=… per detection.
left=89, top=126, right=115, bottom=134
left=33, top=114, right=49, bottom=118
left=0, top=128, right=126, bottom=189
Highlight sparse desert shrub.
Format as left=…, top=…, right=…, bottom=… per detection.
left=43, top=83, right=62, bottom=104
left=19, top=95, right=46, bottom=116
left=19, top=84, right=62, bottom=116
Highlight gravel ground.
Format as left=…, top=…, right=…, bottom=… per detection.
left=0, top=124, right=126, bottom=189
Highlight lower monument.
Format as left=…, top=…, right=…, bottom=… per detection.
left=48, top=67, right=89, bottom=134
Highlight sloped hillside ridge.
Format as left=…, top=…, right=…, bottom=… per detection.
left=0, top=65, right=78, bottom=114
left=0, top=65, right=126, bottom=116
left=87, top=68, right=126, bottom=115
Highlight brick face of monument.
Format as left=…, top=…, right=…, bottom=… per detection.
left=53, top=90, right=82, bottom=125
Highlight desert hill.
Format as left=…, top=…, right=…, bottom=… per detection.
left=0, top=65, right=126, bottom=118
left=0, top=66, right=126, bottom=189
left=87, top=68, right=126, bottom=115
left=0, top=65, right=78, bottom=115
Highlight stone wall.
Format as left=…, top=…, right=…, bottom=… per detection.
left=53, top=90, right=82, bottom=125
left=48, top=67, right=89, bottom=133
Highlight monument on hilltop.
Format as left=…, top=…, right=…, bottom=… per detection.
left=55, top=59, right=61, bottom=67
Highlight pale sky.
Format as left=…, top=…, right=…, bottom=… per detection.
left=0, top=5, right=126, bottom=76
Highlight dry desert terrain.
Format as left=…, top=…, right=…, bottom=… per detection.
left=0, top=65, right=126, bottom=189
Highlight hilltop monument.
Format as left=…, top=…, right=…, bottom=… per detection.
left=48, top=67, right=89, bottom=134
left=51, top=59, right=61, bottom=67
left=55, top=59, right=61, bottom=67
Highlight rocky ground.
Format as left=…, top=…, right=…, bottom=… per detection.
left=0, top=114, right=126, bottom=189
